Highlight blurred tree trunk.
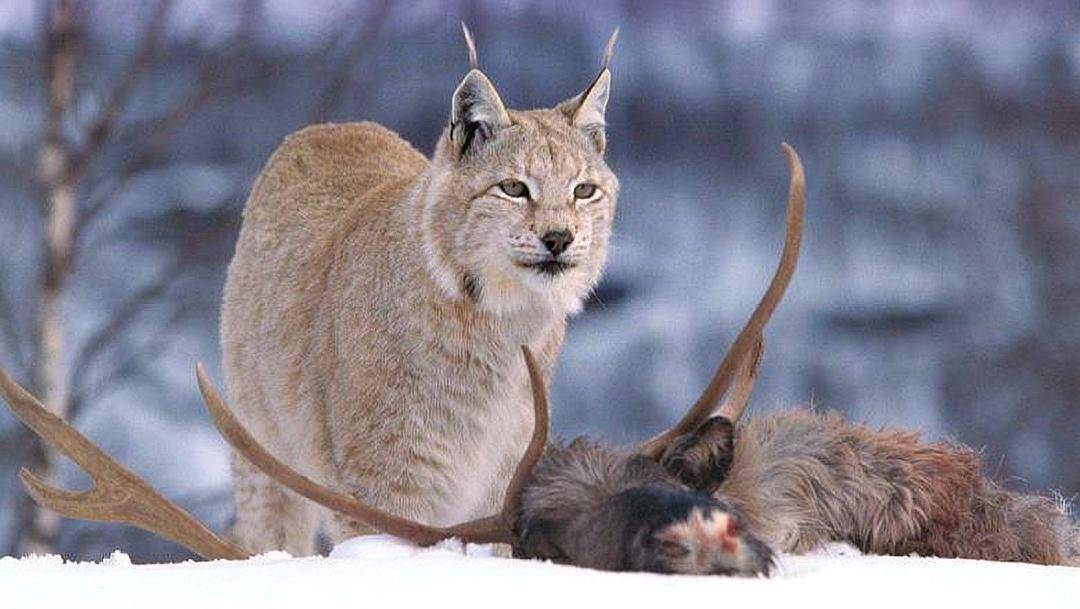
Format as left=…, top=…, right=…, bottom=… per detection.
left=3, top=0, right=388, bottom=558
left=19, top=0, right=81, bottom=556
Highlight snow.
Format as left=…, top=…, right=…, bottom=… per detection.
left=1, top=537, right=1076, bottom=609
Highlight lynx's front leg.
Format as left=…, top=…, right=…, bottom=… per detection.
left=231, top=455, right=321, bottom=556
left=322, top=468, right=446, bottom=545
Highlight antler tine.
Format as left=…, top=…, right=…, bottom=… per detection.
left=197, top=353, right=552, bottom=547
left=639, top=143, right=805, bottom=458
left=0, top=366, right=249, bottom=560
left=19, top=469, right=110, bottom=520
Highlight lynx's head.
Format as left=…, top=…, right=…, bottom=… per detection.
left=421, top=29, right=619, bottom=317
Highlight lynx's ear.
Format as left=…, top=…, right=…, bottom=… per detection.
left=559, top=29, right=617, bottom=154
left=569, top=70, right=611, bottom=153
left=450, top=70, right=511, bottom=159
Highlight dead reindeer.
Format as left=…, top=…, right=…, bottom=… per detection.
left=657, top=411, right=1080, bottom=568
left=2, top=145, right=1076, bottom=575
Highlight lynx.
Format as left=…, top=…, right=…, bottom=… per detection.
left=218, top=31, right=619, bottom=554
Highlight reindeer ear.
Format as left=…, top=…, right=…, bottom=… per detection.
left=450, top=70, right=511, bottom=159
left=658, top=416, right=735, bottom=495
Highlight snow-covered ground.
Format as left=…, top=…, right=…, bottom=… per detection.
left=2, top=537, right=1076, bottom=609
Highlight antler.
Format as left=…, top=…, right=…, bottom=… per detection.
left=639, top=143, right=805, bottom=458
left=195, top=345, right=550, bottom=547
left=0, top=367, right=249, bottom=560
left=717, top=334, right=764, bottom=423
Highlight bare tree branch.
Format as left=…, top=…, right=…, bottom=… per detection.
left=70, top=0, right=176, bottom=176
left=38, top=0, right=79, bottom=177
left=22, top=0, right=84, bottom=555
left=66, top=268, right=177, bottom=407
left=67, top=301, right=190, bottom=414
left=11, top=0, right=267, bottom=557
left=0, top=266, right=26, bottom=374
left=75, top=83, right=219, bottom=243
left=308, top=0, right=393, bottom=123
left=68, top=186, right=240, bottom=415
left=75, top=2, right=269, bottom=245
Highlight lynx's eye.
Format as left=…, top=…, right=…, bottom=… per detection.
left=573, top=183, right=597, bottom=199
left=499, top=180, right=530, bottom=199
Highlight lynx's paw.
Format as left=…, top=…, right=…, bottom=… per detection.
left=659, top=416, right=735, bottom=494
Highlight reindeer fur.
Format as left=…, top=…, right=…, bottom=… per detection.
left=517, top=437, right=775, bottom=575
left=717, top=410, right=1079, bottom=565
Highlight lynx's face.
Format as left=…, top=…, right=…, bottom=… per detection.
left=422, top=68, right=618, bottom=317
left=432, top=111, right=617, bottom=315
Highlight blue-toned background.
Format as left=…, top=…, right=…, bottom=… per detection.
left=0, top=0, right=1077, bottom=561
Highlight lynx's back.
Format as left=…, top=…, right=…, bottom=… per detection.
left=223, top=120, right=430, bottom=406
left=241, top=122, right=427, bottom=237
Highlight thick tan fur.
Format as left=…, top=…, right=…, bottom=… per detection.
left=221, top=67, right=618, bottom=554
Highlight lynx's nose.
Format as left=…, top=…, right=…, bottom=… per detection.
left=540, top=229, right=574, bottom=256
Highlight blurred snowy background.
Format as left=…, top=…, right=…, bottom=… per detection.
left=0, top=0, right=1077, bottom=561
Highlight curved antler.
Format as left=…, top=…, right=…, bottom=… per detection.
left=639, top=143, right=805, bottom=458
left=196, top=345, right=550, bottom=547
left=0, top=367, right=249, bottom=560
left=717, top=334, right=764, bottom=423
